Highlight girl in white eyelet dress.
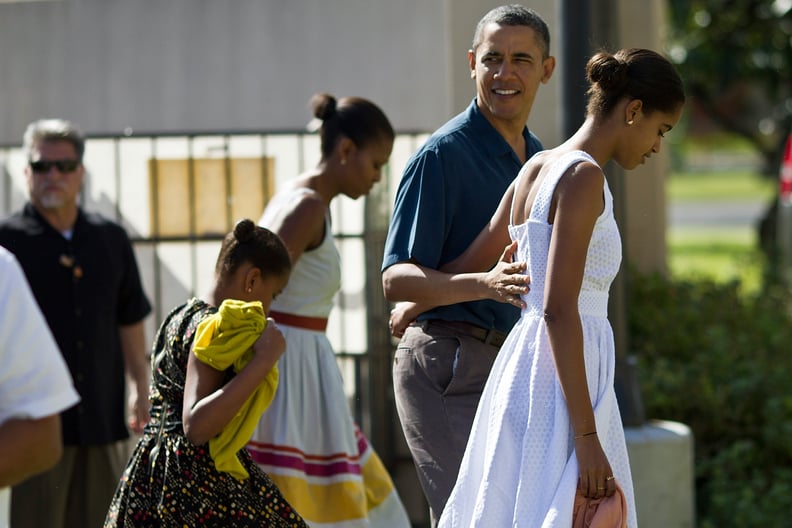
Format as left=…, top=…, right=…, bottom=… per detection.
left=436, top=48, right=685, bottom=528
left=438, top=150, right=637, bottom=527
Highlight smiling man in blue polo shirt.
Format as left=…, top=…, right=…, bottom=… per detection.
left=381, top=5, right=555, bottom=525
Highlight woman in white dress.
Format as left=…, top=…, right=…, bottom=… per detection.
left=395, top=48, right=685, bottom=527
left=246, top=93, right=410, bottom=527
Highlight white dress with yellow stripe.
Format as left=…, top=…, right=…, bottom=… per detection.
left=247, top=188, right=410, bottom=527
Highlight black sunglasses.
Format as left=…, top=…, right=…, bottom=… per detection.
left=29, top=159, right=81, bottom=174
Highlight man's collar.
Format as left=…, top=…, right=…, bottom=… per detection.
left=467, top=99, right=531, bottom=160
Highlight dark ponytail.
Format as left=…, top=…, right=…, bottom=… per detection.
left=310, top=92, right=394, bottom=159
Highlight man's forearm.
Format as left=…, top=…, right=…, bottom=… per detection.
left=382, top=262, right=488, bottom=306
left=120, top=321, right=150, bottom=389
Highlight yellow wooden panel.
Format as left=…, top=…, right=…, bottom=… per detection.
left=194, top=159, right=227, bottom=236
left=230, top=157, right=274, bottom=225
left=150, top=156, right=275, bottom=238
left=149, top=159, right=190, bottom=238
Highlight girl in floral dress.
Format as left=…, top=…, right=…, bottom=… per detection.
left=105, top=219, right=307, bottom=527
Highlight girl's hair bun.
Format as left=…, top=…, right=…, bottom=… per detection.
left=587, top=52, right=628, bottom=93
left=310, top=92, right=338, bottom=121
left=233, top=218, right=256, bottom=243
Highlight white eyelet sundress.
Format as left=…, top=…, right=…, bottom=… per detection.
left=439, top=150, right=638, bottom=527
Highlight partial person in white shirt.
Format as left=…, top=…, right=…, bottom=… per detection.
left=0, top=246, right=80, bottom=528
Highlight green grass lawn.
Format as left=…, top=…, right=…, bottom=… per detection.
left=666, top=226, right=768, bottom=293
left=667, top=170, right=775, bottom=202
left=666, top=167, right=774, bottom=294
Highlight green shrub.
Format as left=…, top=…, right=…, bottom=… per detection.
left=628, top=270, right=792, bottom=527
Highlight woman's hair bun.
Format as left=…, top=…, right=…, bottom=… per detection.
left=233, top=218, right=256, bottom=243
left=310, top=92, right=338, bottom=121
left=587, top=52, right=628, bottom=93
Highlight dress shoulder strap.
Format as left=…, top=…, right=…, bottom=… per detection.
left=509, top=164, right=528, bottom=226
left=529, top=150, right=599, bottom=223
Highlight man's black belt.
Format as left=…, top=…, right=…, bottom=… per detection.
left=422, top=319, right=508, bottom=348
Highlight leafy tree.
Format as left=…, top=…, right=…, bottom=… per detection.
left=667, top=0, right=792, bottom=174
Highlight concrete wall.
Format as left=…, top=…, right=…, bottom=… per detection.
left=0, top=0, right=564, bottom=144
left=0, top=0, right=445, bottom=140
left=0, top=0, right=564, bottom=143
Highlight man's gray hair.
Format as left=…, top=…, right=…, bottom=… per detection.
left=23, top=119, right=85, bottom=161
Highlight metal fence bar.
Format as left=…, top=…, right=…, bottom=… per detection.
left=1, top=127, right=431, bottom=525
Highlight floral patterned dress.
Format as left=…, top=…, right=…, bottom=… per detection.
left=104, top=298, right=307, bottom=528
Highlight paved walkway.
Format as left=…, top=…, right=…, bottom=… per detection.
left=667, top=200, right=770, bottom=229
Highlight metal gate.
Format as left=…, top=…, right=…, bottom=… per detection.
left=1, top=128, right=432, bottom=525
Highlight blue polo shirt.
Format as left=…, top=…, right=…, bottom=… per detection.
left=382, top=99, right=543, bottom=334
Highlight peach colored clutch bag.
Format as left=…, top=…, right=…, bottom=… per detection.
left=572, top=482, right=627, bottom=528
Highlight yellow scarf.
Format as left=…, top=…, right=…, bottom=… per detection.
left=192, top=299, right=279, bottom=480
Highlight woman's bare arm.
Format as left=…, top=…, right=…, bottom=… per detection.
left=542, top=162, right=614, bottom=499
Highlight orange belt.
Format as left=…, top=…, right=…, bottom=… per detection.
left=269, top=310, right=328, bottom=332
